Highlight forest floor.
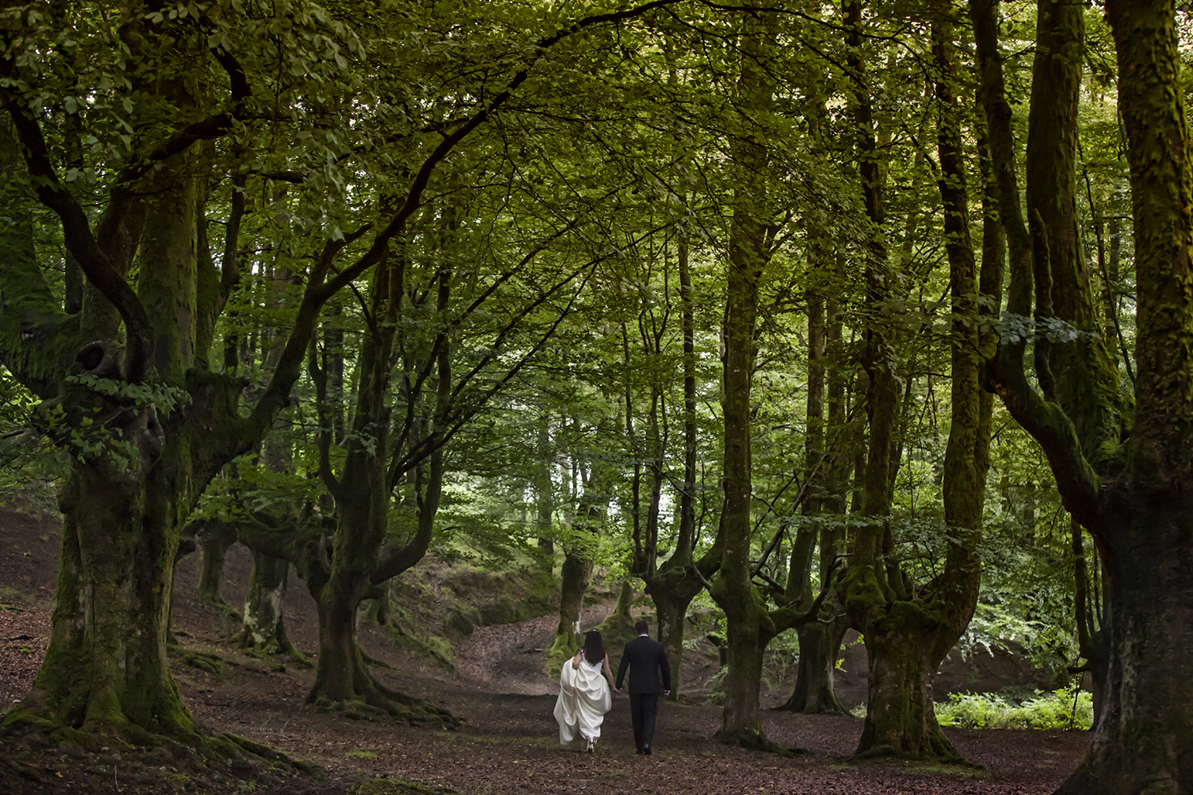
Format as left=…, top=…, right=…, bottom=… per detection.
left=0, top=506, right=1090, bottom=794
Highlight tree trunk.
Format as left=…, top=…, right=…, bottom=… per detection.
left=550, top=436, right=607, bottom=663
left=1056, top=506, right=1193, bottom=794
left=780, top=227, right=848, bottom=716
left=710, top=1, right=776, bottom=747
left=713, top=601, right=768, bottom=749
left=647, top=570, right=708, bottom=701
left=35, top=450, right=191, bottom=734
left=1053, top=0, right=1193, bottom=789
left=857, top=623, right=954, bottom=759
left=650, top=588, right=687, bottom=695
left=195, top=521, right=237, bottom=608
left=534, top=415, right=555, bottom=569
left=239, top=551, right=290, bottom=652
left=308, top=229, right=397, bottom=708
left=24, top=83, right=204, bottom=731
left=554, top=544, right=594, bottom=638
left=640, top=227, right=717, bottom=701
left=784, top=618, right=848, bottom=713
left=844, top=6, right=993, bottom=760
left=1071, top=520, right=1108, bottom=731
left=309, top=576, right=367, bottom=704
left=1025, top=0, right=1126, bottom=467
left=238, top=265, right=297, bottom=651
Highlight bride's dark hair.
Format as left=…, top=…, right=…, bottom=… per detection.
left=582, top=630, right=605, bottom=663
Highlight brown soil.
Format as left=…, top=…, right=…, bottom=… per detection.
left=0, top=506, right=1089, bottom=794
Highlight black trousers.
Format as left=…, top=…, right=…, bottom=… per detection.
left=628, top=692, right=660, bottom=751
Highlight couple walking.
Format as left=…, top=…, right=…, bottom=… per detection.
left=553, top=619, right=671, bottom=755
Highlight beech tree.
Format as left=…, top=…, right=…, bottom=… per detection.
left=836, top=1, right=999, bottom=760
left=972, top=0, right=1193, bottom=789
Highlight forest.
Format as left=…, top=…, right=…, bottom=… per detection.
left=0, top=0, right=1190, bottom=793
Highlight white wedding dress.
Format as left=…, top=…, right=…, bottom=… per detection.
left=554, top=654, right=611, bottom=746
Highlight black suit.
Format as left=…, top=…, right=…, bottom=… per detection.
left=616, top=634, right=671, bottom=753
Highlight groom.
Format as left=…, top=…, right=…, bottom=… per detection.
left=615, top=619, right=671, bottom=755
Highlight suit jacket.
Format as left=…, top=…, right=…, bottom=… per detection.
left=616, top=635, right=671, bottom=695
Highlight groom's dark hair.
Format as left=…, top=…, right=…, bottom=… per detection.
left=634, top=619, right=649, bottom=635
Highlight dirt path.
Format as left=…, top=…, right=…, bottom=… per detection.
left=0, top=512, right=1090, bottom=794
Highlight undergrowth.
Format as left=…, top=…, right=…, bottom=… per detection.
left=934, top=685, right=1092, bottom=731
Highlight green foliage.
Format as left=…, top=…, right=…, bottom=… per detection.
left=0, top=368, right=62, bottom=514
left=976, top=418, right=1081, bottom=680
left=935, top=685, right=1093, bottom=731
left=64, top=373, right=191, bottom=414
left=190, top=454, right=320, bottom=524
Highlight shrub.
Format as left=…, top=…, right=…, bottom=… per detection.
left=935, top=685, right=1092, bottom=731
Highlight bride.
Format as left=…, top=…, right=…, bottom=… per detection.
left=554, top=629, right=619, bottom=752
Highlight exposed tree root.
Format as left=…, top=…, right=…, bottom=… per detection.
left=850, top=743, right=982, bottom=770
left=308, top=673, right=461, bottom=729
left=0, top=710, right=329, bottom=794
left=361, top=649, right=399, bottom=671
left=168, top=643, right=224, bottom=674
left=198, top=595, right=241, bottom=622
left=714, top=726, right=808, bottom=757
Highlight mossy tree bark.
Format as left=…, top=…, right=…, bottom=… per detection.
left=549, top=469, right=606, bottom=669
left=971, top=0, right=1193, bottom=789
left=708, top=5, right=782, bottom=749
left=555, top=537, right=595, bottom=640
left=240, top=551, right=291, bottom=652
left=194, top=521, right=238, bottom=609
left=1023, top=0, right=1129, bottom=463
left=1069, top=520, right=1108, bottom=730
left=305, top=223, right=453, bottom=723
left=0, top=18, right=228, bottom=735
left=237, top=266, right=301, bottom=652
left=838, top=0, right=907, bottom=756
left=785, top=619, right=849, bottom=713
left=841, top=3, right=997, bottom=761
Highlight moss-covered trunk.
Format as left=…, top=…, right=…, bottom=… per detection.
left=970, top=0, right=1193, bottom=787
left=651, top=588, right=687, bottom=695
left=784, top=618, right=848, bottom=713
left=1052, top=0, right=1193, bottom=790
left=781, top=240, right=848, bottom=716
left=708, top=3, right=777, bottom=749
left=640, top=229, right=717, bottom=701
left=309, top=347, right=389, bottom=706
left=857, top=620, right=954, bottom=759
left=309, top=572, right=366, bottom=704
left=844, top=6, right=992, bottom=761
left=711, top=585, right=767, bottom=747
left=195, top=521, right=237, bottom=608
left=647, top=571, right=706, bottom=700
left=240, top=551, right=289, bottom=651
left=1056, top=504, right=1193, bottom=794
left=554, top=542, right=594, bottom=640
left=25, top=95, right=205, bottom=733
left=35, top=453, right=192, bottom=734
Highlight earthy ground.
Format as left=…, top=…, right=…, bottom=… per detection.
left=0, top=506, right=1090, bottom=794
